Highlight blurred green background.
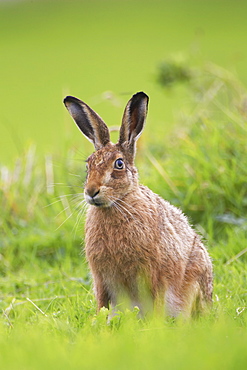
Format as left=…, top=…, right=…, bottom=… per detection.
left=1, top=0, right=247, bottom=164
left=1, top=2, right=247, bottom=368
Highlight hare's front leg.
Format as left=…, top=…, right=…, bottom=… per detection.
left=93, top=275, right=111, bottom=311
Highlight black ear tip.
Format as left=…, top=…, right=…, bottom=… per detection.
left=63, top=96, right=72, bottom=106
left=135, top=91, right=148, bottom=97
left=63, top=95, right=81, bottom=106
left=133, top=91, right=149, bottom=102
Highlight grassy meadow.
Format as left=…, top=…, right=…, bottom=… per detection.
left=1, top=0, right=247, bottom=369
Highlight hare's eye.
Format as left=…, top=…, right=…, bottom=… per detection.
left=114, top=158, right=125, bottom=170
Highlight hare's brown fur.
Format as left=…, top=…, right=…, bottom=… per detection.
left=64, top=92, right=213, bottom=317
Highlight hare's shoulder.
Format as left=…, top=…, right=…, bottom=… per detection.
left=139, top=184, right=184, bottom=217
left=139, top=184, right=195, bottom=237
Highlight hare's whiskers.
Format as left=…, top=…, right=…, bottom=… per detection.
left=70, top=194, right=85, bottom=207
left=73, top=201, right=88, bottom=238
left=44, top=193, right=80, bottom=209
left=55, top=205, right=71, bottom=218
left=68, top=172, right=82, bottom=178
left=107, top=195, right=142, bottom=225
left=55, top=212, right=73, bottom=231
left=118, top=197, right=153, bottom=219
left=112, top=200, right=129, bottom=219
left=103, top=195, right=127, bottom=219
left=116, top=198, right=153, bottom=228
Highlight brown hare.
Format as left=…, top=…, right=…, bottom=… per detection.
left=64, top=92, right=213, bottom=317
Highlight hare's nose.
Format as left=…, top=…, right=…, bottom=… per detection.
left=85, top=186, right=100, bottom=199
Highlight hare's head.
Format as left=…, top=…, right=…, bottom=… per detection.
left=64, top=92, right=149, bottom=207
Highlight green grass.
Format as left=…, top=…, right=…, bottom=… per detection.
left=1, top=0, right=247, bottom=368
left=1, top=62, right=247, bottom=369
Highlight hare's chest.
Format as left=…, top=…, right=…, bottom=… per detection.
left=85, top=228, right=144, bottom=265
left=86, top=226, right=148, bottom=271
left=85, top=207, right=158, bottom=270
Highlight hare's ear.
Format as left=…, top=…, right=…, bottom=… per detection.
left=64, top=96, right=110, bottom=150
left=118, top=92, right=149, bottom=152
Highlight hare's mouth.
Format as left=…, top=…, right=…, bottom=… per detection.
left=93, top=200, right=105, bottom=207
left=85, top=194, right=112, bottom=208
left=92, top=200, right=112, bottom=208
